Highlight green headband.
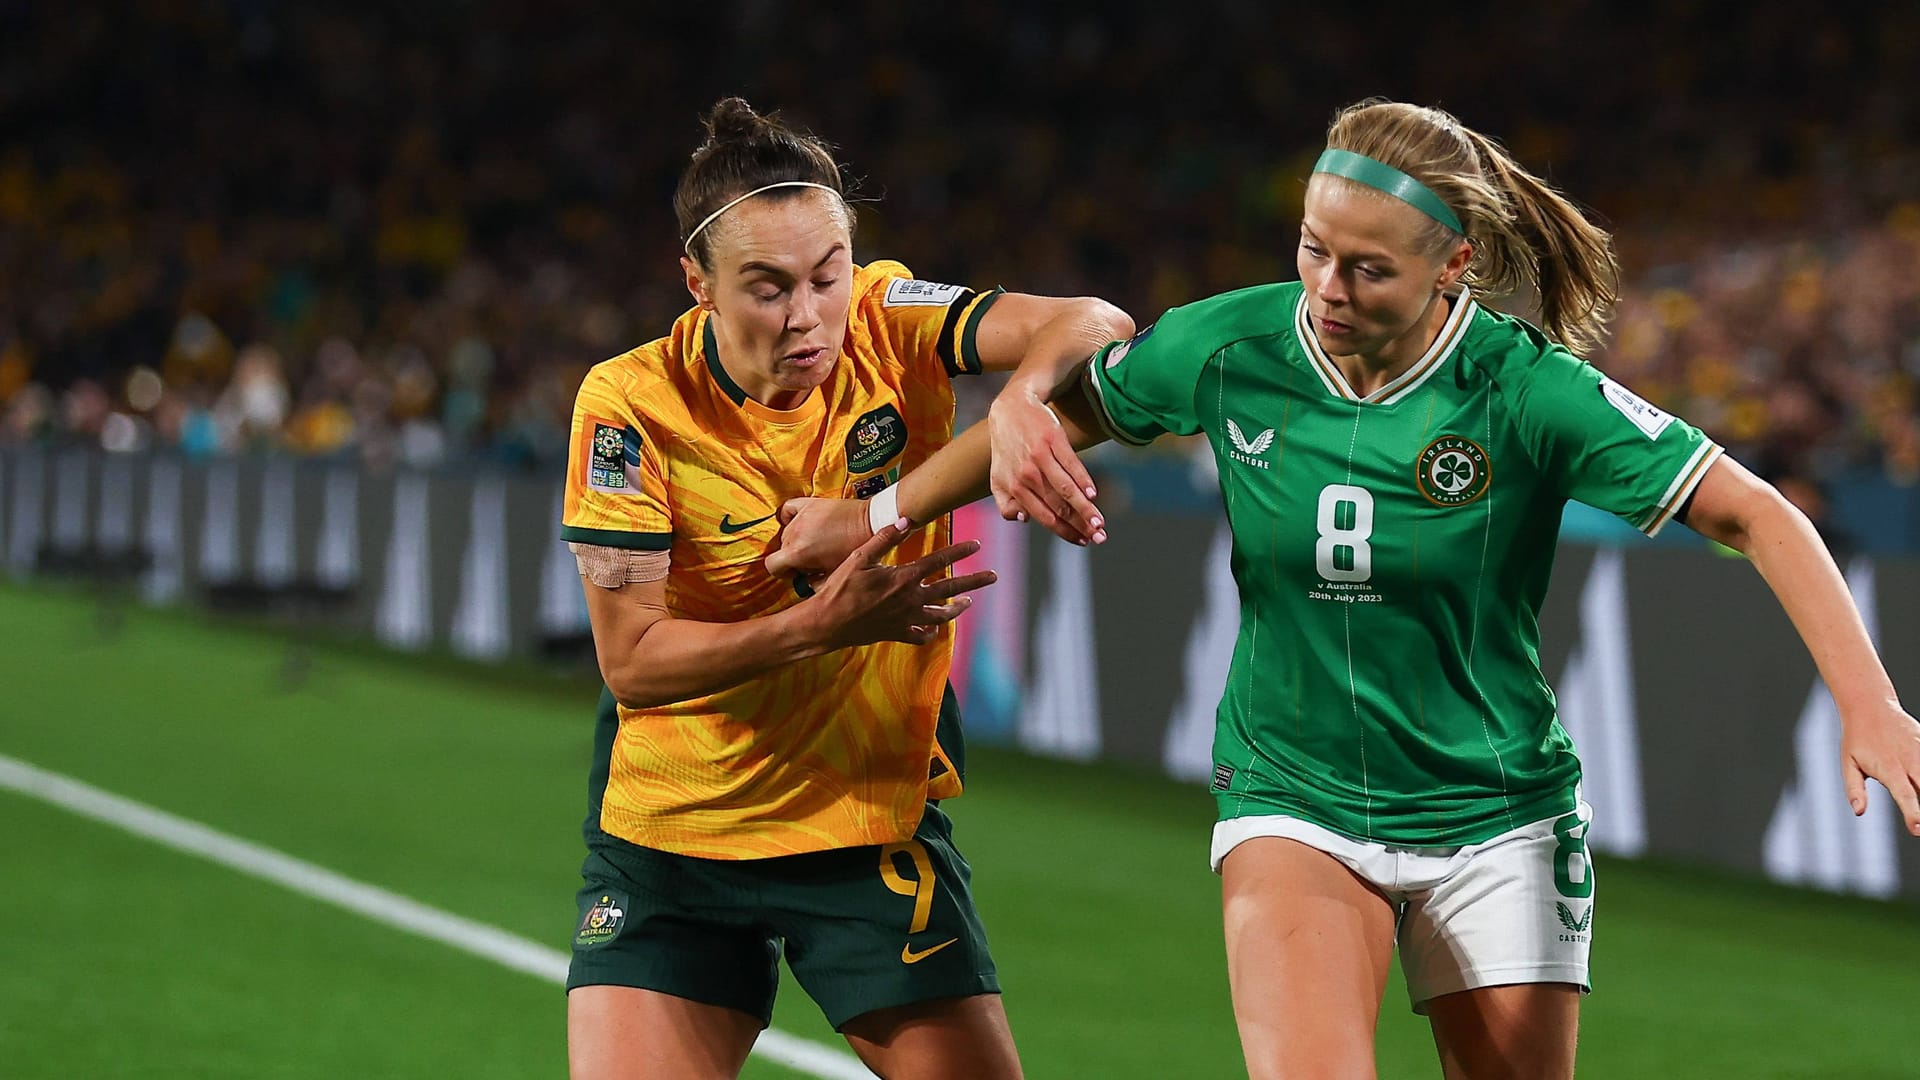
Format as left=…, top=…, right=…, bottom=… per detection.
left=1312, top=149, right=1463, bottom=235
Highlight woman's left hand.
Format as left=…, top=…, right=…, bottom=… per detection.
left=988, top=388, right=1105, bottom=545
left=765, top=497, right=875, bottom=579
left=1838, top=701, right=1920, bottom=835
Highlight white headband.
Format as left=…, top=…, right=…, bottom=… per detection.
left=682, top=181, right=844, bottom=255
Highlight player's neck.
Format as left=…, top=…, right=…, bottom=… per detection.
left=1331, top=293, right=1453, bottom=397
left=752, top=381, right=812, bottom=412
left=710, top=325, right=816, bottom=412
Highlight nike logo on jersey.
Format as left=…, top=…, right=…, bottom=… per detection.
left=901, top=938, right=959, bottom=964
left=718, top=512, right=776, bottom=535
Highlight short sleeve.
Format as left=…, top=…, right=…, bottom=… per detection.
left=560, top=364, right=673, bottom=549
left=1511, top=350, right=1723, bottom=537
left=862, top=261, right=1004, bottom=380
left=1083, top=306, right=1211, bottom=445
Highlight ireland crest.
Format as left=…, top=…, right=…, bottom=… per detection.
left=1415, top=436, right=1491, bottom=507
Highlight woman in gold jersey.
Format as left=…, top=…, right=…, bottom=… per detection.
left=561, top=98, right=1131, bottom=1080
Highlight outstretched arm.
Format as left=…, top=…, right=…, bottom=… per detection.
left=1683, top=456, right=1920, bottom=834
left=975, top=294, right=1123, bottom=537
left=766, top=294, right=1129, bottom=577
left=902, top=290, right=1127, bottom=531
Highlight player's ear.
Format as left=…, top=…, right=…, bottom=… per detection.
left=1437, top=239, right=1472, bottom=293
left=682, top=256, right=716, bottom=311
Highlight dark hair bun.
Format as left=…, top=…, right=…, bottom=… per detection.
left=675, top=97, right=855, bottom=267
left=703, top=97, right=775, bottom=143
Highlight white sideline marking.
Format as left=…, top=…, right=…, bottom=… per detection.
left=0, top=752, right=876, bottom=1080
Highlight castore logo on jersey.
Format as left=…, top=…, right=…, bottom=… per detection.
left=1226, top=418, right=1274, bottom=469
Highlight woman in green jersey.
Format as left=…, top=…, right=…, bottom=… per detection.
left=771, top=99, right=1920, bottom=1080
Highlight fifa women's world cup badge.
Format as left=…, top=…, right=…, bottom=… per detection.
left=587, top=421, right=637, bottom=494
left=575, top=893, right=627, bottom=949
left=1415, top=435, right=1491, bottom=507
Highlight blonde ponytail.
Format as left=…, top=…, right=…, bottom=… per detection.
left=1323, top=100, right=1621, bottom=357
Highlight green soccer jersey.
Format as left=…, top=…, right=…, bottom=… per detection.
left=1086, top=282, right=1721, bottom=846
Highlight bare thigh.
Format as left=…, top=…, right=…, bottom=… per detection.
left=567, top=985, right=762, bottom=1080
left=839, top=993, right=1023, bottom=1080
left=1221, top=837, right=1398, bottom=1080
left=1426, top=982, right=1581, bottom=1080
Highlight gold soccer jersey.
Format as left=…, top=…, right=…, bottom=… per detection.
left=562, top=261, right=998, bottom=858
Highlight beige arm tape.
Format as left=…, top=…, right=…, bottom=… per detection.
left=570, top=542, right=670, bottom=589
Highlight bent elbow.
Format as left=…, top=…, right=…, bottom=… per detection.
left=597, top=652, right=663, bottom=711
left=603, top=678, right=648, bottom=712
left=1078, top=297, right=1135, bottom=342
left=600, top=664, right=638, bottom=709
left=603, top=667, right=672, bottom=711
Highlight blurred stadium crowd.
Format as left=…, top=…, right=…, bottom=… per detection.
left=5, top=2, right=1918, bottom=496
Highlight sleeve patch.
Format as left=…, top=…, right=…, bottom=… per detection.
left=1103, top=323, right=1156, bottom=369
left=884, top=278, right=967, bottom=307
left=1598, top=378, right=1675, bottom=440
left=588, top=421, right=643, bottom=494
left=1082, top=363, right=1154, bottom=447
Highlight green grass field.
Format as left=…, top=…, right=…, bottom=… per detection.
left=3, top=582, right=1918, bottom=1078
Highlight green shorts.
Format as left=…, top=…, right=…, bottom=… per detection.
left=565, top=803, right=1000, bottom=1030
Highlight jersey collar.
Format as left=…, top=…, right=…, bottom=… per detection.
left=1294, top=287, right=1478, bottom=405
left=702, top=317, right=749, bottom=406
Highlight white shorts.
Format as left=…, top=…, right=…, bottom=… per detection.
left=1210, top=804, right=1595, bottom=1013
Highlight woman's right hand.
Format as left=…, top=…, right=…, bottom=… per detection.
left=988, top=387, right=1106, bottom=545
left=804, top=522, right=997, bottom=649
left=764, top=496, right=870, bottom=580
